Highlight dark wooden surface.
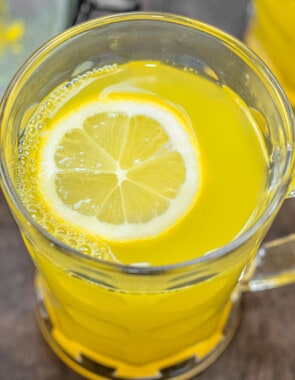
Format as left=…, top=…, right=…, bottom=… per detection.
left=1, top=1, right=295, bottom=380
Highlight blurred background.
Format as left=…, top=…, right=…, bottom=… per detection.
left=0, top=0, right=250, bottom=97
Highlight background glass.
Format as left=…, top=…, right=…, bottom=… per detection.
left=245, top=0, right=295, bottom=108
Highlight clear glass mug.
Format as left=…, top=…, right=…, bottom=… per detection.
left=1, top=12, right=295, bottom=380
left=245, top=0, right=295, bottom=107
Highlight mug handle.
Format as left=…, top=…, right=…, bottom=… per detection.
left=242, top=235, right=295, bottom=292
left=242, top=183, right=295, bottom=292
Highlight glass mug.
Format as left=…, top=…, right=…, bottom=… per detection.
left=245, top=0, right=295, bottom=107
left=1, top=13, right=295, bottom=380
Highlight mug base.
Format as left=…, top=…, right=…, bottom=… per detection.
left=35, top=277, right=241, bottom=380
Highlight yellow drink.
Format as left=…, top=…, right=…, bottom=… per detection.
left=16, top=61, right=267, bottom=377
left=245, top=0, right=295, bottom=106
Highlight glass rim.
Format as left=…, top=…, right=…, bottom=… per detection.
left=0, top=11, right=294, bottom=274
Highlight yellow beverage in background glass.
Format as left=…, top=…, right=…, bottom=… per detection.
left=245, top=0, right=295, bottom=106
left=16, top=60, right=267, bottom=376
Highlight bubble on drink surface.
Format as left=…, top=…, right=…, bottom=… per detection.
left=71, top=61, right=94, bottom=77
left=16, top=64, right=120, bottom=263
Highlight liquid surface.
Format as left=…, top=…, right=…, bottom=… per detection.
left=17, top=61, right=268, bottom=266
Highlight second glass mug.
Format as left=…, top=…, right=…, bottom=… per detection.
left=1, top=13, right=295, bottom=380
left=245, top=0, right=295, bottom=108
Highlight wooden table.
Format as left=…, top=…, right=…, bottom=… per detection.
left=0, top=1, right=295, bottom=379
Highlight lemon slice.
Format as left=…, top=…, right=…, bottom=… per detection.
left=39, top=96, right=201, bottom=241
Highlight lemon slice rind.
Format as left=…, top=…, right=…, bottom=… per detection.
left=39, top=98, right=201, bottom=241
